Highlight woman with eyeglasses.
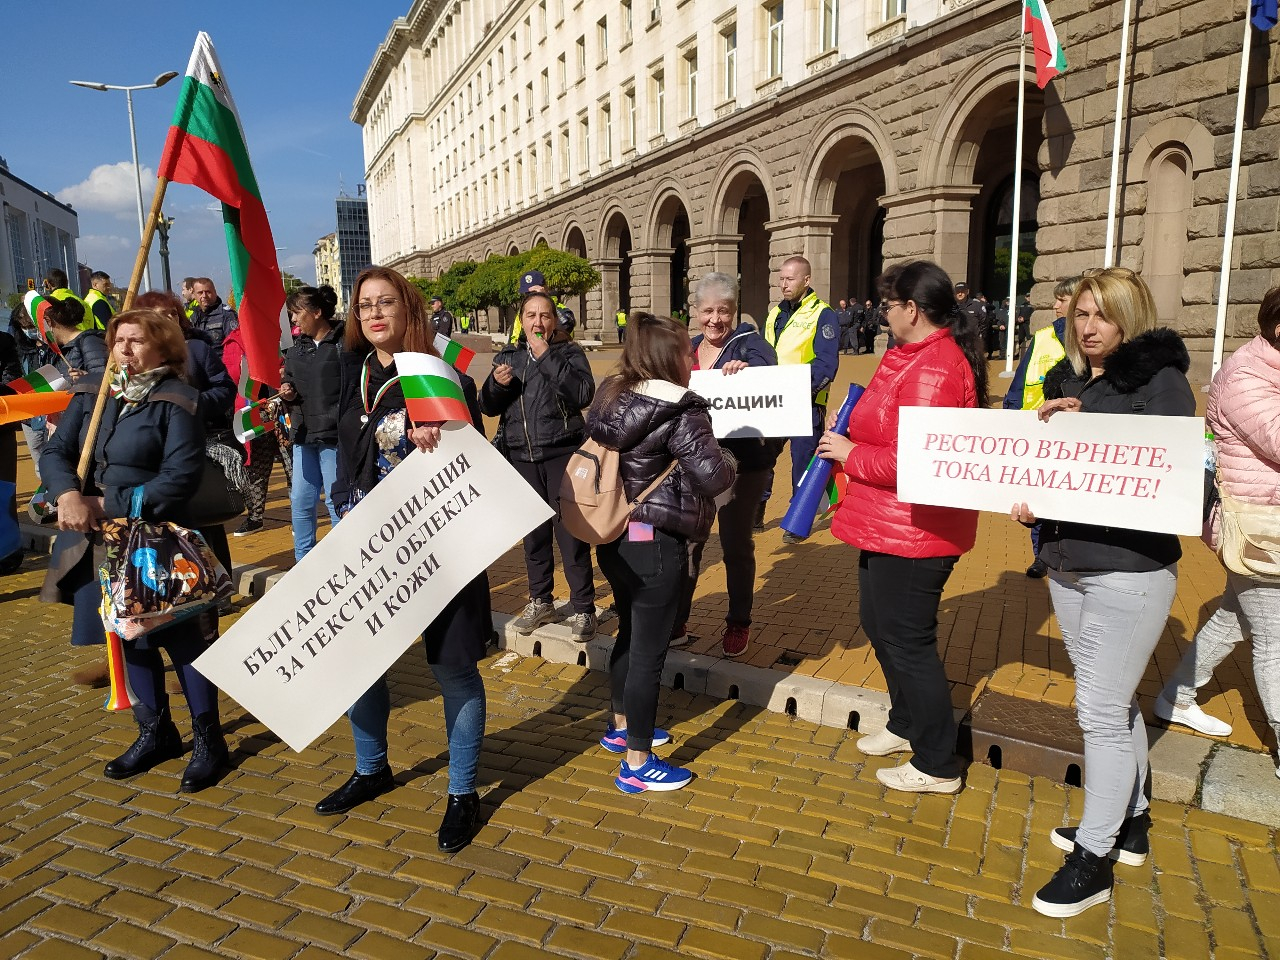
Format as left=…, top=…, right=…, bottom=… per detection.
left=318, top=266, right=490, bottom=855
left=816, top=260, right=988, bottom=797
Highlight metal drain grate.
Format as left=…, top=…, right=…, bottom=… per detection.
left=960, top=691, right=1084, bottom=782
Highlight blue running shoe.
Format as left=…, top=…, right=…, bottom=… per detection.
left=600, top=724, right=671, bottom=753
left=615, top=754, right=693, bottom=794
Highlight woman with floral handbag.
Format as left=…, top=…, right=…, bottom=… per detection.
left=41, top=308, right=230, bottom=793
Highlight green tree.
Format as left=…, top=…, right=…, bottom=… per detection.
left=993, top=247, right=1037, bottom=297
left=281, top=270, right=304, bottom=297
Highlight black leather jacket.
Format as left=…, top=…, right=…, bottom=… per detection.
left=587, top=379, right=736, bottom=542
left=282, top=323, right=345, bottom=445
left=1037, top=328, right=1195, bottom=573
left=481, top=338, right=595, bottom=463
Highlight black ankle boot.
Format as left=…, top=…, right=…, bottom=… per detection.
left=104, top=704, right=183, bottom=780
left=437, top=792, right=480, bottom=853
left=1032, top=844, right=1114, bottom=918
left=314, top=767, right=395, bottom=816
left=180, top=712, right=229, bottom=793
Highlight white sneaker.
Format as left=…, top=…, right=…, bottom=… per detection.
left=875, top=760, right=962, bottom=795
left=857, top=728, right=911, bottom=757
left=1154, top=696, right=1232, bottom=737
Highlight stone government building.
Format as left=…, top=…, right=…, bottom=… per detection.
left=352, top=0, right=1278, bottom=375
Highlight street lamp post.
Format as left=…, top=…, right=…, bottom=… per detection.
left=156, top=213, right=175, bottom=293
left=69, top=71, right=179, bottom=292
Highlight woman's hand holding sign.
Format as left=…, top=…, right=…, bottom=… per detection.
left=1038, top=396, right=1082, bottom=421
left=409, top=423, right=443, bottom=452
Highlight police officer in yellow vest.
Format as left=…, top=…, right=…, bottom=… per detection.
left=84, top=271, right=116, bottom=330
left=1002, top=275, right=1078, bottom=577
left=42, top=268, right=95, bottom=332
left=764, top=256, right=841, bottom=517
left=616, top=308, right=627, bottom=343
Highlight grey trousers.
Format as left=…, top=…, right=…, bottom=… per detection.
left=1168, top=571, right=1280, bottom=748
left=1048, top=565, right=1177, bottom=858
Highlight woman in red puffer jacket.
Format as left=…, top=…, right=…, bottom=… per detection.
left=818, top=260, right=988, bottom=795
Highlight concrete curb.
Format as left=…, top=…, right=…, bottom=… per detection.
left=24, top=521, right=1276, bottom=824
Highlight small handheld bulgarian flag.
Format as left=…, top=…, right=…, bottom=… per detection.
left=234, top=401, right=276, bottom=442
left=434, top=333, right=476, bottom=373
left=6, top=364, right=68, bottom=395
left=394, top=352, right=473, bottom=425
left=23, top=291, right=63, bottom=358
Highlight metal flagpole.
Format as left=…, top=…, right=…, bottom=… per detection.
left=1211, top=8, right=1254, bottom=379
left=1001, top=30, right=1029, bottom=378
left=1103, top=0, right=1135, bottom=266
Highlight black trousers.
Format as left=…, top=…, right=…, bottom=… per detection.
left=858, top=550, right=961, bottom=779
left=597, top=529, right=685, bottom=752
left=511, top=454, right=596, bottom=613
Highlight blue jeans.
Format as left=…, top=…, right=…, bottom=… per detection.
left=347, top=661, right=486, bottom=794
left=291, top=443, right=338, bottom=561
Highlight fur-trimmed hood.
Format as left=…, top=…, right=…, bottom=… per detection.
left=1044, top=327, right=1190, bottom=400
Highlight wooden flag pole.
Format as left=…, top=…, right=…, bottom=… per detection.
left=75, top=176, right=171, bottom=485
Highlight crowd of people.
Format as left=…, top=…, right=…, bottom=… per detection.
left=4, top=255, right=1275, bottom=921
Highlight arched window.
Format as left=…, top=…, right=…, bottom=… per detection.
left=1144, top=147, right=1192, bottom=322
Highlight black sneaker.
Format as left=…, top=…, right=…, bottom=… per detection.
left=1050, top=811, right=1150, bottom=866
left=233, top=519, right=264, bottom=537
left=1032, top=844, right=1114, bottom=918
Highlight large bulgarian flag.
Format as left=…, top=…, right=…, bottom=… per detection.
left=159, top=32, right=284, bottom=389
left=394, top=352, right=473, bottom=425
left=1023, top=0, right=1067, bottom=89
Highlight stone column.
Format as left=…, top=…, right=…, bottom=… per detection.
left=879, top=186, right=980, bottom=281
left=628, top=248, right=673, bottom=315
left=591, top=257, right=624, bottom=337
left=765, top=215, right=841, bottom=304
left=685, top=235, right=741, bottom=282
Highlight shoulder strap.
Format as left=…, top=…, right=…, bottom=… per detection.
left=630, top=460, right=678, bottom=508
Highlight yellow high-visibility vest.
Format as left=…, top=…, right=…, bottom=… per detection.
left=84, top=289, right=114, bottom=330
left=49, top=288, right=95, bottom=332
left=1017, top=325, right=1067, bottom=410
left=765, top=290, right=831, bottom=406
left=616, top=311, right=627, bottom=327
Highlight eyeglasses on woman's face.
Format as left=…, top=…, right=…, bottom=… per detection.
left=355, top=297, right=401, bottom=319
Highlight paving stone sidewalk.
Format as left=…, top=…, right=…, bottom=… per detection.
left=1, top=562, right=1278, bottom=960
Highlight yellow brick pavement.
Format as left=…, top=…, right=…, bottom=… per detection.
left=1, top=564, right=1278, bottom=958
left=7, top=350, right=1272, bottom=759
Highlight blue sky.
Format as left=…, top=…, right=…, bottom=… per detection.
left=0, top=1, right=408, bottom=296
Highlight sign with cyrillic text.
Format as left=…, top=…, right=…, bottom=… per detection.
left=689, top=364, right=812, bottom=438
left=897, top=408, right=1205, bottom=536
left=194, top=423, right=553, bottom=751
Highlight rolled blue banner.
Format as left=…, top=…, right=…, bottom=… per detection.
left=779, top=384, right=866, bottom=540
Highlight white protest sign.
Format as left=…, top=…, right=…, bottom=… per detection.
left=194, top=422, right=553, bottom=751
left=897, top=407, right=1205, bottom=536
left=689, top=364, right=812, bottom=439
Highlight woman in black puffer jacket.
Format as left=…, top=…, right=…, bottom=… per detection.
left=586, top=313, right=736, bottom=795
left=481, top=292, right=598, bottom=640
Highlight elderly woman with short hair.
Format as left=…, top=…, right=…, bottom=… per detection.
left=675, top=272, right=781, bottom=658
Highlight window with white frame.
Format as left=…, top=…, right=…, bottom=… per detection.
left=821, top=0, right=838, bottom=51
left=681, top=47, right=698, bottom=119
left=622, top=0, right=633, bottom=41
left=543, top=136, right=553, bottom=186
left=622, top=86, right=637, bottom=149
left=597, top=17, right=608, bottom=63
left=720, top=24, right=737, bottom=101
left=525, top=82, right=533, bottom=120
left=884, top=0, right=906, bottom=18
left=649, top=0, right=661, bottom=26
left=578, top=115, right=590, bottom=172
left=541, top=68, right=550, bottom=108
left=766, top=2, right=784, bottom=79
left=558, top=53, right=567, bottom=93
left=599, top=101, right=612, bottom=162
left=650, top=69, right=665, bottom=136
left=560, top=126, right=571, bottom=181
left=576, top=36, right=586, bottom=79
